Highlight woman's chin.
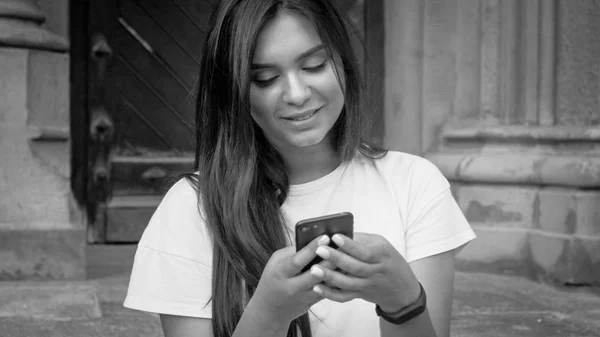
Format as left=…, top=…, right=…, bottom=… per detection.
left=269, top=127, right=336, bottom=151
left=271, top=136, right=325, bottom=152
left=290, top=132, right=332, bottom=149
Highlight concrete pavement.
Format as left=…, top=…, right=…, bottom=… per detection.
left=0, top=245, right=599, bottom=337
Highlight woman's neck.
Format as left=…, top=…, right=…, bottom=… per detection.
left=277, top=137, right=341, bottom=185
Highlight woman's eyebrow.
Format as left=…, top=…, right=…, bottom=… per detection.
left=251, top=44, right=325, bottom=70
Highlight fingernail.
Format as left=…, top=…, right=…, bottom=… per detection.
left=332, top=234, right=344, bottom=247
left=313, top=285, right=323, bottom=294
left=318, top=235, right=330, bottom=245
left=310, top=265, right=324, bottom=278
left=316, top=246, right=330, bottom=259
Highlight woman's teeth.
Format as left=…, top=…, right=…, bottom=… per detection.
left=288, top=109, right=319, bottom=121
left=292, top=111, right=316, bottom=121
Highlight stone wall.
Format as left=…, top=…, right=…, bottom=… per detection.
left=0, top=0, right=86, bottom=280
left=384, top=0, right=600, bottom=286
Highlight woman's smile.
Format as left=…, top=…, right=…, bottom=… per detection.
left=281, top=106, right=322, bottom=122
left=279, top=106, right=325, bottom=130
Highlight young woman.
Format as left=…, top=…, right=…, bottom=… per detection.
left=124, top=1, right=475, bottom=336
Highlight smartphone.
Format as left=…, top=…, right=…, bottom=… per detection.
left=295, top=212, right=354, bottom=272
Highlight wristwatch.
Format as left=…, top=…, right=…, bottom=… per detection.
left=375, top=282, right=427, bottom=325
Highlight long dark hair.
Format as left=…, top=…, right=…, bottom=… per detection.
left=186, top=1, right=386, bottom=336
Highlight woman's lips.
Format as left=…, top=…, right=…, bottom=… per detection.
left=282, top=107, right=322, bottom=121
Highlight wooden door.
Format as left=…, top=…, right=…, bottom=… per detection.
left=79, top=0, right=383, bottom=243
left=85, top=0, right=214, bottom=243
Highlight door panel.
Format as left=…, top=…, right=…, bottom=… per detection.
left=85, top=0, right=378, bottom=243
left=135, top=0, right=206, bottom=63
left=105, top=195, right=165, bottom=242
left=110, top=157, right=194, bottom=196
left=113, top=96, right=173, bottom=154
left=118, top=0, right=200, bottom=90
left=111, top=58, right=195, bottom=152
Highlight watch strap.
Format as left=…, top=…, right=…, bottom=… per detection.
left=375, top=282, right=427, bottom=325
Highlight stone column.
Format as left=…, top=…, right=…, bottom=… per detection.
left=0, top=0, right=86, bottom=280
left=384, top=0, right=600, bottom=286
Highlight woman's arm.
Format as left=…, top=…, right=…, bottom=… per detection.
left=160, top=301, right=291, bottom=337
left=310, top=234, right=460, bottom=337
left=232, top=298, right=294, bottom=337
left=379, top=249, right=456, bottom=337
left=161, top=235, right=332, bottom=337
left=160, top=315, right=213, bottom=337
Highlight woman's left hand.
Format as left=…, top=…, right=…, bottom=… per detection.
left=310, top=232, right=421, bottom=312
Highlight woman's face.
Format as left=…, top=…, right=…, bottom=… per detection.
left=249, top=11, right=345, bottom=151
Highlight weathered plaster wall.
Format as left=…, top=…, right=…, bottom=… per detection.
left=34, top=0, right=69, bottom=41
left=0, top=49, right=70, bottom=225
left=0, top=0, right=85, bottom=280
left=556, top=0, right=600, bottom=125
left=384, top=0, right=600, bottom=286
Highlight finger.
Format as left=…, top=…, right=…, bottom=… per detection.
left=288, top=235, right=330, bottom=275
left=332, top=234, right=378, bottom=263
left=316, top=246, right=375, bottom=278
left=318, top=259, right=347, bottom=275
left=312, top=283, right=359, bottom=303
left=291, top=263, right=326, bottom=290
left=317, top=259, right=336, bottom=271
left=311, top=265, right=368, bottom=291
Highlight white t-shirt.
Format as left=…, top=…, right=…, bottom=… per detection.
left=124, top=151, right=476, bottom=336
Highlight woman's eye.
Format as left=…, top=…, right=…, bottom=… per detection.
left=304, top=62, right=327, bottom=72
left=253, top=76, right=278, bottom=87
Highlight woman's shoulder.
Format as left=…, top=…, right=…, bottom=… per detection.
left=353, top=150, right=449, bottom=196
left=154, top=175, right=203, bottom=219
left=163, top=175, right=198, bottom=199
left=137, top=174, right=212, bottom=265
left=356, top=150, right=437, bottom=177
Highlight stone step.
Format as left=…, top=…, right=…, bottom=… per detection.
left=0, top=282, right=101, bottom=321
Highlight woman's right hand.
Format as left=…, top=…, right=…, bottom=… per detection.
left=248, top=235, right=331, bottom=324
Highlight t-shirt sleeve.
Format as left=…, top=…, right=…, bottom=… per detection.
left=123, top=178, right=214, bottom=318
left=402, top=156, right=476, bottom=263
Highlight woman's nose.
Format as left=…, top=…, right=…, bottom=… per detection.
left=282, top=74, right=310, bottom=106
